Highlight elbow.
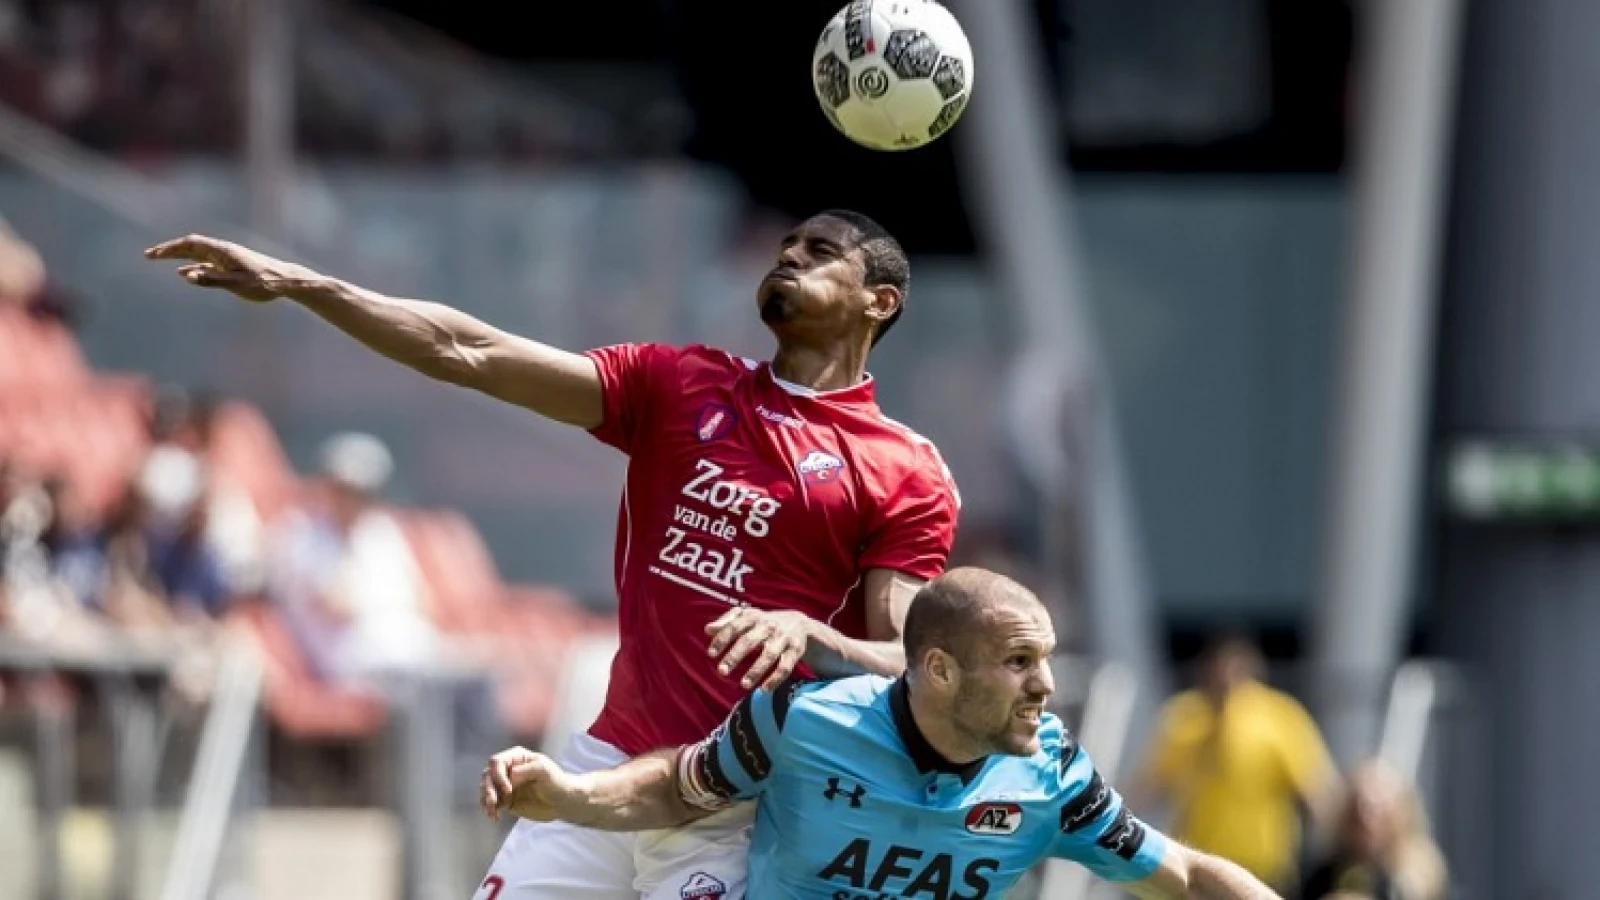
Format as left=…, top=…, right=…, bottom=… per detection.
left=1169, top=846, right=1215, bottom=897
left=1170, top=846, right=1200, bottom=894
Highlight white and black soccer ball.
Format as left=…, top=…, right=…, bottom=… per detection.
left=812, top=0, right=974, bottom=152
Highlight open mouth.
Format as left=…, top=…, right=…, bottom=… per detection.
left=1013, top=706, right=1042, bottom=725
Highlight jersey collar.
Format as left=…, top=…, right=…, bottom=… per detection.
left=765, top=364, right=878, bottom=405
left=889, top=678, right=987, bottom=785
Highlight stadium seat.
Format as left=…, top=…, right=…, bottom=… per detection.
left=204, top=401, right=299, bottom=526
left=0, top=306, right=87, bottom=397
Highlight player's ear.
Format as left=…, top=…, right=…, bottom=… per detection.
left=926, top=648, right=955, bottom=689
left=864, top=284, right=901, bottom=330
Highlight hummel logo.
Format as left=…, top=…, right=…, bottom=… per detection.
left=822, top=777, right=867, bottom=808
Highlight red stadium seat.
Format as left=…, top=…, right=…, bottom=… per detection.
left=205, top=401, right=300, bottom=526
left=0, top=306, right=87, bottom=396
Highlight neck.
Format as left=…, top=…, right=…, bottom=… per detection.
left=907, top=680, right=987, bottom=766
left=770, top=338, right=871, bottom=392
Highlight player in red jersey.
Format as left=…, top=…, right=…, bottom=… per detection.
left=146, top=209, right=960, bottom=899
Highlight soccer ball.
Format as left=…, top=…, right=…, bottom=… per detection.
left=812, top=1, right=974, bottom=152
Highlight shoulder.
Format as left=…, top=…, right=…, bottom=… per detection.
left=681, top=343, right=748, bottom=369
left=854, top=415, right=961, bottom=506
left=790, top=673, right=892, bottom=712
left=781, top=674, right=894, bottom=730
left=866, top=412, right=950, bottom=466
left=585, top=342, right=743, bottom=375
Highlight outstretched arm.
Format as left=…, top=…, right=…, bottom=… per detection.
left=1128, top=845, right=1282, bottom=900
left=145, top=235, right=604, bottom=428
left=482, top=746, right=709, bottom=832
left=1052, top=743, right=1280, bottom=900
left=482, top=686, right=790, bottom=832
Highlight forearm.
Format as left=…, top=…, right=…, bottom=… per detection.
left=515, top=748, right=704, bottom=832
left=1186, top=852, right=1282, bottom=900
left=273, top=274, right=502, bottom=387
left=802, top=619, right=905, bottom=678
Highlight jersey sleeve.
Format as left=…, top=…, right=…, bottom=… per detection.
left=857, top=452, right=960, bottom=581
left=1051, top=737, right=1168, bottom=883
left=676, top=676, right=808, bottom=811
left=583, top=342, right=683, bottom=454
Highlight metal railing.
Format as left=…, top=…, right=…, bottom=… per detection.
left=0, top=636, right=175, bottom=900
left=158, top=637, right=266, bottom=900
left=1378, top=659, right=1447, bottom=784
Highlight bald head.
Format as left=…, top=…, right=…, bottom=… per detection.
left=902, top=568, right=1047, bottom=672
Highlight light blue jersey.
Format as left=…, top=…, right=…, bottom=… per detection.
left=676, top=674, right=1167, bottom=899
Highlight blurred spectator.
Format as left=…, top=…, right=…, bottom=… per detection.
left=1132, top=634, right=1341, bottom=892
left=1299, top=761, right=1448, bottom=900
left=145, top=387, right=267, bottom=595
left=267, top=431, right=442, bottom=685
left=133, top=444, right=231, bottom=620
left=0, top=217, right=45, bottom=307
left=1, top=461, right=109, bottom=650
left=52, top=444, right=232, bottom=633
left=0, top=214, right=82, bottom=327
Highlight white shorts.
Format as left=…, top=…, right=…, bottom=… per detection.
left=470, top=733, right=754, bottom=900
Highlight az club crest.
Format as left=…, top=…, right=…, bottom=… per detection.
left=965, top=802, right=1023, bottom=835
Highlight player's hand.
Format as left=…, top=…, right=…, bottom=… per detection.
left=478, top=746, right=572, bottom=822
left=144, top=234, right=311, bottom=303
left=705, top=607, right=810, bottom=692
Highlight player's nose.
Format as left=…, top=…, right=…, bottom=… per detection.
left=1030, top=661, right=1056, bottom=698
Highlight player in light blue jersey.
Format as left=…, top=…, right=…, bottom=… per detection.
left=481, top=568, right=1281, bottom=900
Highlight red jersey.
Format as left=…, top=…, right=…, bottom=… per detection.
left=582, top=343, right=960, bottom=755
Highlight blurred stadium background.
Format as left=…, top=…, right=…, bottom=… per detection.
left=0, top=0, right=1592, bottom=897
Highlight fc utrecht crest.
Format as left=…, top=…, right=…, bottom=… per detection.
left=679, top=872, right=726, bottom=900
left=695, top=404, right=736, bottom=443
left=797, top=449, right=846, bottom=484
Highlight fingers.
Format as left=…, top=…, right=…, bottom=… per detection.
left=175, top=263, right=244, bottom=288
left=743, top=635, right=803, bottom=691
left=758, top=645, right=805, bottom=693
left=705, top=608, right=752, bottom=659
left=716, top=621, right=771, bottom=682
left=739, top=634, right=786, bottom=690
left=705, top=608, right=740, bottom=638
left=490, top=756, right=516, bottom=800
left=144, top=234, right=228, bottom=261
left=173, top=262, right=274, bottom=301
left=479, top=746, right=535, bottom=821
left=480, top=766, right=500, bottom=820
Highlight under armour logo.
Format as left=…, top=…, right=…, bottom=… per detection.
left=822, top=777, right=866, bottom=807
